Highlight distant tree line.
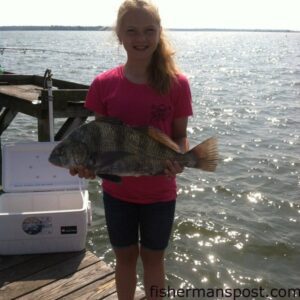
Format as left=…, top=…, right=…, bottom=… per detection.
left=0, top=26, right=296, bottom=32
left=0, top=26, right=111, bottom=31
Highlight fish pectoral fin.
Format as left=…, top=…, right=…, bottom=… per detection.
left=95, top=151, right=132, bottom=183
left=95, top=151, right=132, bottom=169
left=96, top=174, right=122, bottom=183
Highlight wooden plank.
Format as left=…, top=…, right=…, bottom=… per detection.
left=18, top=261, right=114, bottom=300
left=0, top=85, right=91, bottom=121
left=103, top=288, right=146, bottom=300
left=0, top=75, right=34, bottom=85
left=0, top=74, right=88, bottom=89
left=0, top=252, right=81, bottom=288
left=37, top=117, right=50, bottom=141
left=52, top=89, right=88, bottom=102
left=0, top=255, right=36, bottom=272
left=0, top=108, right=18, bottom=135
left=66, top=284, right=146, bottom=300
left=0, top=250, right=98, bottom=299
left=33, top=75, right=89, bottom=89
left=0, top=93, right=40, bottom=117
left=40, top=89, right=88, bottom=110
left=102, top=292, right=118, bottom=300
left=52, top=78, right=89, bottom=89
left=0, top=85, right=42, bottom=102
left=59, top=274, right=116, bottom=300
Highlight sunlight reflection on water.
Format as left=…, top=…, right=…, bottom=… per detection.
left=1, top=30, right=300, bottom=291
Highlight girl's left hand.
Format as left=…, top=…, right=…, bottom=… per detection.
left=164, top=160, right=184, bottom=177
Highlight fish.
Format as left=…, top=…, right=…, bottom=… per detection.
left=48, top=116, right=218, bottom=182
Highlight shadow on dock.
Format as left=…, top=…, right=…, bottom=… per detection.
left=0, top=250, right=145, bottom=299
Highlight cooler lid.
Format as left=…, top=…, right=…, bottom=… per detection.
left=2, top=142, right=87, bottom=193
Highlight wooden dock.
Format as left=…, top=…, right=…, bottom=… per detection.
left=0, top=72, right=145, bottom=299
left=0, top=71, right=93, bottom=184
left=0, top=72, right=93, bottom=142
left=0, top=250, right=145, bottom=300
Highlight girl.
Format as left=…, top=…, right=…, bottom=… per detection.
left=71, top=0, right=193, bottom=299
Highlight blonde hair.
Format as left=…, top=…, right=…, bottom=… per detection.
left=115, top=0, right=179, bottom=94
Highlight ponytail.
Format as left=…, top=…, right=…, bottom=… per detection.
left=147, top=30, right=179, bottom=94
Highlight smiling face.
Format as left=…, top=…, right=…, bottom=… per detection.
left=117, top=8, right=161, bottom=64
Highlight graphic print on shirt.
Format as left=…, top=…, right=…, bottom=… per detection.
left=150, top=104, right=172, bottom=122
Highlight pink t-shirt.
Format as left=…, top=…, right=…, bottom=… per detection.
left=85, top=65, right=193, bottom=204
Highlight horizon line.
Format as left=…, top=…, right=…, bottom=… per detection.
left=0, top=25, right=299, bottom=32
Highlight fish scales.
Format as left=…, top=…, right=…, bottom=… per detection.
left=92, top=122, right=170, bottom=175
left=132, top=130, right=176, bottom=161
left=102, top=121, right=176, bottom=159
left=48, top=116, right=218, bottom=181
left=93, top=122, right=125, bottom=153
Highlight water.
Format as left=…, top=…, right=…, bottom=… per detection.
left=1, top=31, right=299, bottom=297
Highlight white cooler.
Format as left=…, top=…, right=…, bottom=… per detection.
left=0, top=142, right=92, bottom=255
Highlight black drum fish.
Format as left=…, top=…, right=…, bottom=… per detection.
left=49, top=116, right=218, bottom=182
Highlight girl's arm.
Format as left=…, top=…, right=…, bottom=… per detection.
left=171, top=117, right=189, bottom=153
left=164, top=117, right=190, bottom=177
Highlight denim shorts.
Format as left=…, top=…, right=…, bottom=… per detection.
left=103, top=192, right=176, bottom=250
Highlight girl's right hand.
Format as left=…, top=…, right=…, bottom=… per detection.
left=69, top=166, right=96, bottom=179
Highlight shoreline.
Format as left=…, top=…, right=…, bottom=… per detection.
left=0, top=26, right=299, bottom=33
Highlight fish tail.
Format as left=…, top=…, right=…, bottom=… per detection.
left=183, top=137, right=218, bottom=171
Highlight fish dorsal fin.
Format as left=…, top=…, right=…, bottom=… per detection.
left=95, top=116, right=180, bottom=152
left=147, top=127, right=181, bottom=153
left=95, top=116, right=124, bottom=126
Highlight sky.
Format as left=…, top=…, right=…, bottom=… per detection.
left=1, top=0, right=300, bottom=30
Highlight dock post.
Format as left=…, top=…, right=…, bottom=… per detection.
left=0, top=137, right=2, bottom=186
left=38, top=117, right=51, bottom=141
